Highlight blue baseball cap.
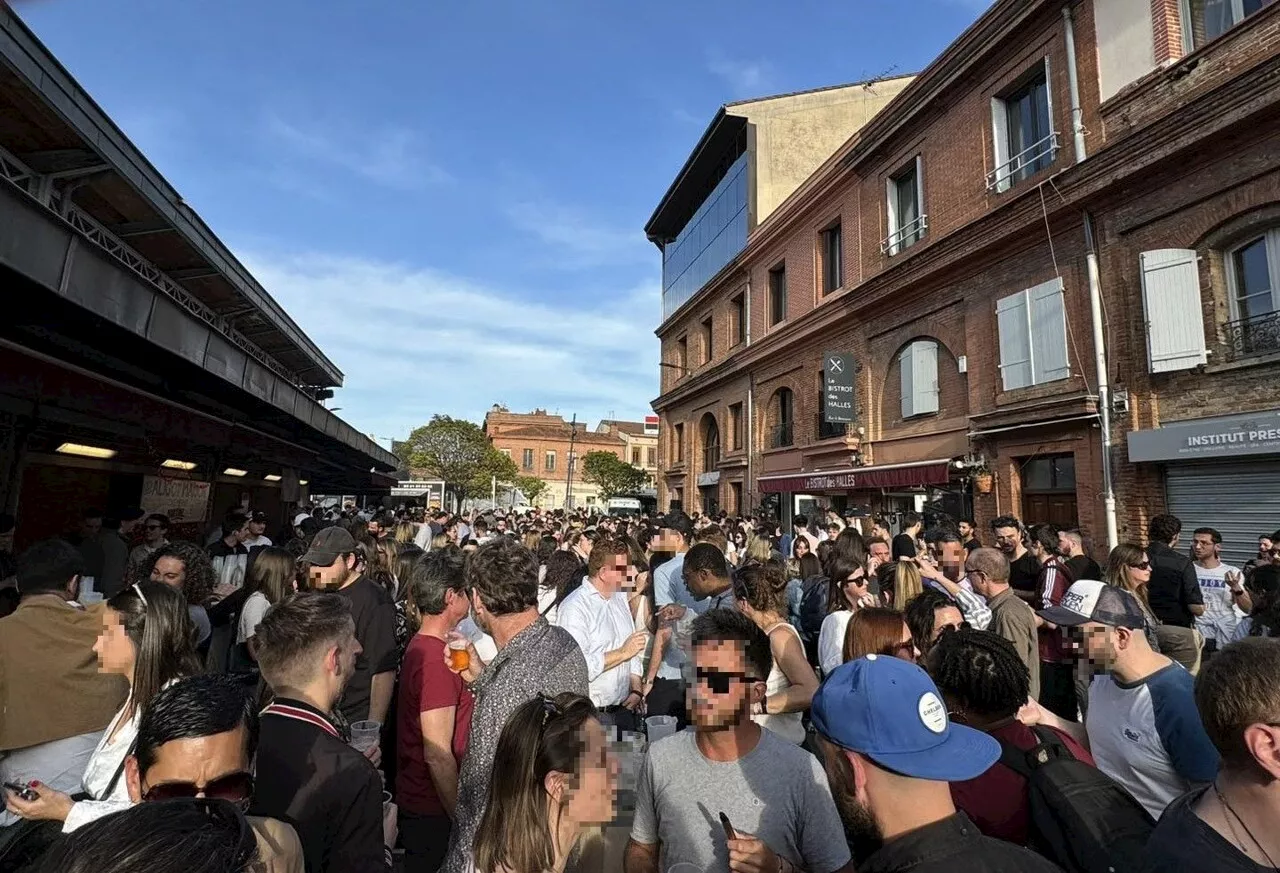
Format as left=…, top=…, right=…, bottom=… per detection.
left=811, top=654, right=1000, bottom=782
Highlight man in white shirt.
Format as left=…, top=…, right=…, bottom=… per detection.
left=555, top=536, right=648, bottom=731
left=241, top=512, right=273, bottom=550
left=1191, top=526, right=1249, bottom=658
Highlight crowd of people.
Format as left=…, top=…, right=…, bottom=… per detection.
left=2, top=500, right=1279, bottom=872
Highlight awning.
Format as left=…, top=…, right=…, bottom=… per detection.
left=758, top=458, right=954, bottom=494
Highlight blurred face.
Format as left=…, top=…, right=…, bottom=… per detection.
left=1191, top=533, right=1219, bottom=562
left=130, top=725, right=253, bottom=810
left=151, top=556, right=187, bottom=589
left=144, top=519, right=167, bottom=544
left=993, top=526, right=1021, bottom=556
left=94, top=608, right=136, bottom=677
left=868, top=541, right=890, bottom=563
left=931, top=605, right=966, bottom=644
left=1127, top=553, right=1152, bottom=587
left=690, top=639, right=762, bottom=731
left=309, top=554, right=357, bottom=590
left=557, top=717, right=618, bottom=828
left=1261, top=537, right=1273, bottom=558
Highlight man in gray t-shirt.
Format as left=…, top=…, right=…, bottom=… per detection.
left=626, top=609, right=852, bottom=873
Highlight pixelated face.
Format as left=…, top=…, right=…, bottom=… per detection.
left=560, top=717, right=618, bottom=827
left=94, top=608, right=135, bottom=677
left=601, top=555, right=629, bottom=590
left=151, top=556, right=186, bottom=589
left=936, top=540, right=964, bottom=573
left=1077, top=621, right=1114, bottom=666
left=310, top=554, right=354, bottom=590
left=690, top=639, right=758, bottom=730
left=993, top=526, right=1021, bottom=555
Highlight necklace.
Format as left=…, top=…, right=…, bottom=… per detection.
left=1216, top=781, right=1278, bottom=869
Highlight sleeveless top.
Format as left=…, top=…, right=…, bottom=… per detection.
left=752, top=622, right=807, bottom=744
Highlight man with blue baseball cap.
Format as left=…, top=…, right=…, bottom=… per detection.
left=811, top=654, right=1064, bottom=872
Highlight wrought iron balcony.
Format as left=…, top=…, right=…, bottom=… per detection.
left=768, top=423, right=794, bottom=449
left=1227, top=310, right=1280, bottom=359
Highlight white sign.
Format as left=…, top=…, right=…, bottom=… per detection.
left=697, top=471, right=721, bottom=487
left=141, top=476, right=211, bottom=523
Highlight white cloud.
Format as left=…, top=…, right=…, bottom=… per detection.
left=506, top=201, right=651, bottom=268
left=707, top=51, right=773, bottom=98
left=240, top=249, right=661, bottom=441
left=263, top=114, right=450, bottom=190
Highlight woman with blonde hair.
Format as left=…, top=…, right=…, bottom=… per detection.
left=891, top=559, right=923, bottom=611
left=1103, top=543, right=1162, bottom=651
left=394, top=521, right=417, bottom=544
left=733, top=561, right=819, bottom=743
left=742, top=535, right=773, bottom=566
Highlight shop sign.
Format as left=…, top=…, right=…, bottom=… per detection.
left=759, top=461, right=951, bottom=494
left=141, top=476, right=211, bottom=523
left=391, top=480, right=446, bottom=505
left=823, top=351, right=856, bottom=423
left=1127, top=410, right=1280, bottom=462
left=697, top=471, right=721, bottom=487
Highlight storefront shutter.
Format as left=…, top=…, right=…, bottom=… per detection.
left=1140, top=249, right=1208, bottom=373
left=997, top=291, right=1033, bottom=390
left=1166, top=462, right=1280, bottom=565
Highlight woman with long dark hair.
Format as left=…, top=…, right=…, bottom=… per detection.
left=471, top=694, right=616, bottom=873
left=1103, top=543, right=1163, bottom=651
left=818, top=556, right=876, bottom=677
left=541, top=551, right=586, bottom=624
left=4, top=581, right=200, bottom=831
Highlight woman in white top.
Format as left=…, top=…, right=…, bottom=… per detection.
left=818, top=555, right=877, bottom=677
left=5, top=580, right=200, bottom=831
left=733, top=562, right=820, bottom=744
left=234, top=547, right=295, bottom=668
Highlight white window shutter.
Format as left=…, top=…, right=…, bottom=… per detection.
left=913, top=341, right=940, bottom=415
left=991, top=98, right=1011, bottom=193
left=885, top=177, right=899, bottom=256
left=914, top=155, right=925, bottom=226
left=900, top=346, right=915, bottom=418
left=997, top=292, right=1033, bottom=390
left=1140, top=249, right=1208, bottom=373
left=1029, top=278, right=1070, bottom=383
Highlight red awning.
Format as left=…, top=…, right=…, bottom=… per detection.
left=758, top=459, right=954, bottom=494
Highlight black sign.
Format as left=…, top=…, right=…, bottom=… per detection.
left=823, top=351, right=856, bottom=423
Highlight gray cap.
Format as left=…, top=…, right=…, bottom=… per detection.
left=301, top=526, right=356, bottom=566
left=1037, top=580, right=1147, bottom=630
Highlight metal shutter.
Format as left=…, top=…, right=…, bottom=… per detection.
left=1165, top=462, right=1280, bottom=565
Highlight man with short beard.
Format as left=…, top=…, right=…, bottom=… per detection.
left=811, top=655, right=1063, bottom=872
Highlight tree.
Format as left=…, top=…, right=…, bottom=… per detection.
left=515, top=475, right=549, bottom=505
left=465, top=448, right=520, bottom=502
left=404, top=415, right=497, bottom=501
left=580, top=451, right=650, bottom=501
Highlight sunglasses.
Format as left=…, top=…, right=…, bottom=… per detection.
left=142, top=771, right=254, bottom=808
left=696, top=667, right=758, bottom=694
left=1128, top=561, right=1151, bottom=570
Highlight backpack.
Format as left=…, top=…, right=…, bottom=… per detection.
left=997, top=725, right=1155, bottom=873
left=797, top=575, right=829, bottom=665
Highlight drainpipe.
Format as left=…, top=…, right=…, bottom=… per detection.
left=744, top=277, right=754, bottom=513
left=1083, top=212, right=1118, bottom=550
left=1063, top=5, right=1087, bottom=163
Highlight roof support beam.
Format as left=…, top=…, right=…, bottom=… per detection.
left=113, top=219, right=176, bottom=238
left=168, top=266, right=220, bottom=281
left=19, top=147, right=104, bottom=174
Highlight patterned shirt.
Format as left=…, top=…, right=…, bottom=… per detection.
left=442, top=615, right=588, bottom=873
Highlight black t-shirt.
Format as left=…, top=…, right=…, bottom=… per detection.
left=892, top=532, right=918, bottom=560
left=1009, top=552, right=1041, bottom=593
left=1065, top=554, right=1104, bottom=582
left=1147, top=542, right=1204, bottom=627
left=1142, top=788, right=1268, bottom=873
left=335, top=575, right=398, bottom=724
left=964, top=537, right=982, bottom=554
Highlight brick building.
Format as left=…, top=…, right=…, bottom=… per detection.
left=483, top=406, right=626, bottom=511
left=649, top=0, right=1280, bottom=563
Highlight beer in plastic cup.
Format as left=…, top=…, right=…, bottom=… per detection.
left=448, top=637, right=470, bottom=672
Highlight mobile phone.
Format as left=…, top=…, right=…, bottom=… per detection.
left=3, top=781, right=39, bottom=802
left=719, top=811, right=737, bottom=841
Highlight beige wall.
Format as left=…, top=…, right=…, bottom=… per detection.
left=732, top=76, right=915, bottom=226
left=1095, top=0, right=1156, bottom=102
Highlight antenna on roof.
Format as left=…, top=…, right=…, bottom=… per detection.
left=863, top=64, right=899, bottom=88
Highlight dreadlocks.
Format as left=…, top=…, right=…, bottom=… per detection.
left=927, top=627, right=1030, bottom=720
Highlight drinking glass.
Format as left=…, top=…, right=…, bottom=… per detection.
left=349, top=720, right=381, bottom=753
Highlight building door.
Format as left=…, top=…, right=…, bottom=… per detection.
left=1020, top=454, right=1078, bottom=528
left=1166, top=461, right=1280, bottom=565
left=729, top=481, right=743, bottom=515
left=700, top=485, right=719, bottom=516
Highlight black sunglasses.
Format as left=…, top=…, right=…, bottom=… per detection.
left=1128, top=561, right=1151, bottom=570
left=142, top=771, right=254, bottom=809
left=696, top=667, right=757, bottom=694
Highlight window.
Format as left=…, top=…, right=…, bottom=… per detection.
left=1226, top=230, right=1280, bottom=357
left=673, top=423, right=685, bottom=463
left=731, top=293, right=746, bottom=346
left=728, top=402, right=744, bottom=450
left=770, top=388, right=794, bottom=448
left=768, top=263, right=787, bottom=326
left=701, top=316, right=714, bottom=364
left=1182, top=0, right=1275, bottom=51
left=675, top=336, right=688, bottom=373
left=545, top=451, right=556, bottom=472
left=997, top=278, right=1070, bottom=391
left=631, top=447, right=642, bottom=466
left=522, top=448, right=534, bottom=469
left=990, top=63, right=1056, bottom=192
left=899, top=340, right=940, bottom=418
left=884, top=157, right=926, bottom=254
left=820, top=222, right=843, bottom=295
left=499, top=448, right=511, bottom=459
left=730, top=481, right=743, bottom=515
left=646, top=447, right=656, bottom=467
left=702, top=415, right=721, bottom=472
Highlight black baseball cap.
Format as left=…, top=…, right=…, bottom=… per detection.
left=301, top=527, right=357, bottom=566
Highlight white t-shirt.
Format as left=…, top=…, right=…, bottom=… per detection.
left=242, top=535, right=273, bottom=549
left=818, top=610, right=852, bottom=677
left=1193, top=562, right=1243, bottom=643
left=237, top=591, right=272, bottom=644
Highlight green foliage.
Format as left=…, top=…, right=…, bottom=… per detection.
left=515, top=475, right=549, bottom=504
left=580, top=450, right=649, bottom=501
left=405, top=415, right=501, bottom=500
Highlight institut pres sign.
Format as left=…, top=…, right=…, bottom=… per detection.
left=1127, top=410, right=1280, bottom=463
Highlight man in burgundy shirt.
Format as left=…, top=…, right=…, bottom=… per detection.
left=1028, top=524, right=1078, bottom=721
left=397, top=548, right=475, bottom=872
left=928, top=626, right=1095, bottom=848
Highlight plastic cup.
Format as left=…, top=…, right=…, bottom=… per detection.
left=645, top=715, right=677, bottom=744
left=448, top=637, right=470, bottom=672
left=349, top=720, right=381, bottom=753
left=80, top=592, right=104, bottom=606
left=80, top=576, right=95, bottom=595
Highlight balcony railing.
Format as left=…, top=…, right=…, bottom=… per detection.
left=1227, top=310, right=1280, bottom=359
left=769, top=423, right=794, bottom=449
left=880, top=214, right=929, bottom=254
left=986, top=132, right=1059, bottom=191
left=816, top=415, right=848, bottom=441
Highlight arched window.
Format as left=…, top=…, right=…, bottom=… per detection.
left=701, top=414, right=721, bottom=473
left=900, top=339, right=940, bottom=418
left=771, top=388, right=794, bottom=447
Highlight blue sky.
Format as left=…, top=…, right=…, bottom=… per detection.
left=16, top=0, right=988, bottom=443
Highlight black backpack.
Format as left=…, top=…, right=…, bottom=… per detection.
left=997, top=726, right=1155, bottom=873
left=797, top=575, right=829, bottom=665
